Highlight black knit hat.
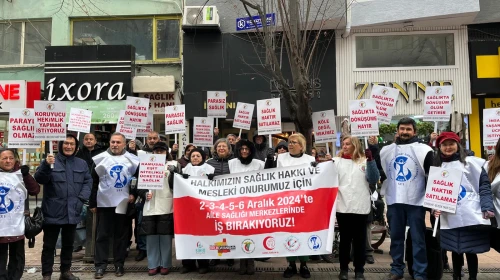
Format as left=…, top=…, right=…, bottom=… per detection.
left=152, top=142, right=169, bottom=152
left=189, top=148, right=206, bottom=166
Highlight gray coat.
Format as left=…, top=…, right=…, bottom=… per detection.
left=35, top=141, right=92, bottom=225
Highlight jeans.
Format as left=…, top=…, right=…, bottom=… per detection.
left=387, top=204, right=427, bottom=279
left=41, top=224, right=77, bottom=276
left=146, top=235, right=172, bottom=269
left=0, top=239, right=25, bottom=280
left=135, top=206, right=147, bottom=251
left=94, top=208, right=129, bottom=270
left=337, top=213, right=367, bottom=273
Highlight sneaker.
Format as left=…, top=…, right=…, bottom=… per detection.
left=355, top=272, right=366, bottom=280
left=247, top=259, right=255, bottom=275
left=160, top=268, right=169, bottom=275
left=283, top=264, right=298, bottom=278
left=115, top=266, right=124, bottom=277
left=299, top=265, right=311, bottom=279
left=94, top=269, right=104, bottom=279
left=366, top=255, right=375, bottom=264
left=239, top=259, right=248, bottom=275
left=135, top=250, right=147, bottom=261
left=148, top=268, right=159, bottom=276
left=59, top=272, right=80, bottom=280
left=338, top=270, right=348, bottom=280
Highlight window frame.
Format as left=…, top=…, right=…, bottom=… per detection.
left=70, top=15, right=182, bottom=64
left=0, top=20, right=51, bottom=68
left=353, top=30, right=459, bottom=72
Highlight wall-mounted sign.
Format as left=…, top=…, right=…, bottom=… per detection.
left=64, top=100, right=125, bottom=124
left=139, top=92, right=176, bottom=114
left=44, top=45, right=134, bottom=101
left=236, top=13, right=276, bottom=31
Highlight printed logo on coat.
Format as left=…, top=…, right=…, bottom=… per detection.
left=284, top=236, right=301, bottom=252
left=457, top=185, right=467, bottom=202
left=109, top=164, right=128, bottom=189
left=359, top=164, right=366, bottom=172
left=391, top=154, right=418, bottom=183
left=0, top=184, right=22, bottom=215
left=209, top=238, right=236, bottom=256
left=308, top=235, right=322, bottom=251
left=195, top=241, right=206, bottom=255
left=241, top=239, right=256, bottom=254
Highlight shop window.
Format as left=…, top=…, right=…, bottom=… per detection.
left=355, top=33, right=455, bottom=68
left=0, top=21, right=51, bottom=65
left=72, top=17, right=181, bottom=62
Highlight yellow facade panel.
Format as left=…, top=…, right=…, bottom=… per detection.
left=477, top=55, right=500, bottom=78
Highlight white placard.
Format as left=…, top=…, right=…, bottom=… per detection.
left=349, top=99, right=379, bottom=137
left=423, top=166, right=463, bottom=213
left=116, top=110, right=137, bottom=140
left=483, top=108, right=500, bottom=146
left=34, top=101, right=67, bottom=141
left=8, top=108, right=40, bottom=148
left=233, top=102, right=254, bottom=130
left=312, top=110, right=337, bottom=144
left=370, top=85, right=399, bottom=124
left=138, top=153, right=166, bottom=190
left=256, top=98, right=282, bottom=135
left=423, top=86, right=453, bottom=122
left=193, top=117, right=214, bottom=147
left=124, top=96, right=149, bottom=128
left=68, top=108, right=92, bottom=133
left=137, top=113, right=154, bottom=138
left=207, top=91, right=227, bottom=118
left=165, top=105, right=186, bottom=134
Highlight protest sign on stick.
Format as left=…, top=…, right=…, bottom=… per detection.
left=138, top=153, right=166, bottom=190
left=193, top=117, right=214, bottom=147
left=116, top=110, right=137, bottom=140
left=423, top=86, right=453, bottom=122
left=137, top=113, right=154, bottom=138
left=483, top=108, right=500, bottom=147
left=370, top=85, right=398, bottom=125
left=349, top=99, right=379, bottom=138
left=124, top=96, right=150, bottom=128
left=8, top=108, right=40, bottom=149
left=68, top=108, right=92, bottom=137
left=165, top=105, right=186, bottom=135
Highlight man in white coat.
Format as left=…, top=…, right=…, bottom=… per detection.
left=380, top=118, right=434, bottom=280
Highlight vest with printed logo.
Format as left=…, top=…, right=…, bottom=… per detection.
left=0, top=172, right=27, bottom=237
left=380, top=142, right=432, bottom=206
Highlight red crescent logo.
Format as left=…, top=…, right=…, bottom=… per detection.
left=263, top=236, right=275, bottom=250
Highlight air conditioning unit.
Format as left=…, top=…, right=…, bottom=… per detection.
left=183, top=6, right=220, bottom=31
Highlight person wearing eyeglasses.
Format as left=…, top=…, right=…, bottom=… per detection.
left=276, top=133, right=316, bottom=279
left=35, top=134, right=92, bottom=280
left=178, top=144, right=196, bottom=170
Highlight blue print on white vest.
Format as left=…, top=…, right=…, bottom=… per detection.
left=394, top=156, right=412, bottom=182
left=110, top=165, right=128, bottom=189
left=0, top=186, right=14, bottom=214
left=457, top=185, right=467, bottom=202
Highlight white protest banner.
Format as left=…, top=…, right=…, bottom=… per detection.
left=233, top=102, right=254, bottom=130
left=207, top=91, right=226, bottom=118
left=34, top=101, right=67, bottom=141
left=8, top=108, right=40, bottom=149
left=193, top=117, right=214, bottom=147
left=124, top=96, right=149, bottom=128
left=116, top=110, right=137, bottom=140
left=349, top=99, right=378, bottom=137
left=423, top=166, right=462, bottom=213
left=138, top=153, right=166, bottom=190
left=68, top=108, right=92, bottom=133
left=423, top=86, right=453, bottom=122
left=165, top=105, right=186, bottom=134
left=483, top=108, right=500, bottom=146
left=137, top=113, right=154, bottom=138
left=370, top=85, right=398, bottom=124
left=312, top=110, right=337, bottom=144
left=257, top=98, right=282, bottom=135
left=173, top=162, right=339, bottom=259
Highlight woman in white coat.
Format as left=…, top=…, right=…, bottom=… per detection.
left=334, top=135, right=380, bottom=280
left=180, top=148, right=215, bottom=274
left=277, top=133, right=316, bottom=279
left=228, top=139, right=264, bottom=275
left=140, top=142, right=179, bottom=276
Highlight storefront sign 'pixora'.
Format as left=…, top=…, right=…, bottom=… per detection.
left=46, top=77, right=125, bottom=101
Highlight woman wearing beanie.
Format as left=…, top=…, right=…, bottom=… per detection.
left=334, top=135, right=379, bottom=280
left=432, top=132, right=495, bottom=280
left=228, top=139, right=264, bottom=275
left=179, top=148, right=214, bottom=274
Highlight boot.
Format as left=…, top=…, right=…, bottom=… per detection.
left=239, top=259, right=248, bottom=275
left=247, top=259, right=255, bottom=275
left=283, top=262, right=297, bottom=278
left=59, top=271, right=80, bottom=280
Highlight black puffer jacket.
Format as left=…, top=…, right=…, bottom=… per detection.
left=206, top=153, right=234, bottom=176
left=140, top=214, right=174, bottom=235
left=76, top=144, right=105, bottom=171
left=253, top=135, right=275, bottom=161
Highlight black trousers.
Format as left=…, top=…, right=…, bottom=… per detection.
left=452, top=252, right=477, bottom=279
left=337, top=213, right=368, bottom=273
left=0, top=239, right=25, bottom=280
left=41, top=224, right=77, bottom=276
left=94, top=208, right=129, bottom=270
left=182, top=259, right=209, bottom=269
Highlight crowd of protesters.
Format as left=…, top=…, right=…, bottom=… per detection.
left=3, top=118, right=500, bottom=280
